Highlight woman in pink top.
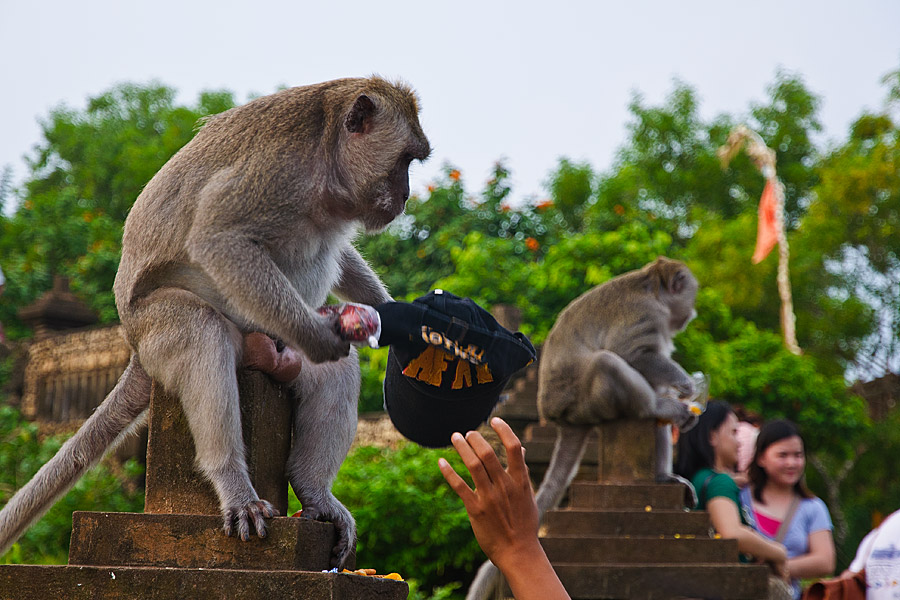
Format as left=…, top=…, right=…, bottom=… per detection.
left=740, top=420, right=836, bottom=599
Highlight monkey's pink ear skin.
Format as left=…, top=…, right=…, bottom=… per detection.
left=242, top=332, right=303, bottom=383
left=345, top=94, right=376, bottom=134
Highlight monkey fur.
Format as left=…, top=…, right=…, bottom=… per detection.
left=0, top=77, right=430, bottom=568
left=467, top=257, right=700, bottom=600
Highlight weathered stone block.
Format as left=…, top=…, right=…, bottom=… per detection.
left=595, top=419, right=658, bottom=482
left=144, top=370, right=293, bottom=516
left=0, top=565, right=408, bottom=600
left=541, top=534, right=738, bottom=564
left=567, top=482, right=685, bottom=510
left=68, top=512, right=338, bottom=571
left=553, top=564, right=768, bottom=600
left=545, top=508, right=713, bottom=536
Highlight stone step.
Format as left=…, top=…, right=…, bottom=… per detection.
left=541, top=535, right=738, bottom=564
left=545, top=509, right=712, bottom=537
left=568, top=482, right=686, bottom=510
left=529, top=464, right=599, bottom=493
left=0, top=565, right=407, bottom=600
left=552, top=563, right=768, bottom=600
left=68, top=512, right=339, bottom=571
left=522, top=438, right=600, bottom=465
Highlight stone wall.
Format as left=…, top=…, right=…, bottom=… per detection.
left=21, top=325, right=130, bottom=421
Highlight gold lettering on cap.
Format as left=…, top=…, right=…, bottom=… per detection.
left=418, top=325, right=486, bottom=365
left=475, top=363, right=493, bottom=384
left=403, top=345, right=451, bottom=387
left=452, top=360, right=473, bottom=389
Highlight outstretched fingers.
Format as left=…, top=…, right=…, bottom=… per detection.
left=490, top=417, right=529, bottom=488
left=450, top=431, right=495, bottom=493
left=439, top=457, right=475, bottom=505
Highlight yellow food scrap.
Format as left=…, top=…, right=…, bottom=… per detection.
left=714, top=533, right=722, bottom=539
left=340, top=568, right=404, bottom=581
left=644, top=505, right=652, bottom=512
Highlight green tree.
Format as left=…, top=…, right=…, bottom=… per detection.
left=0, top=83, right=236, bottom=332
left=0, top=406, right=144, bottom=564
left=797, top=102, right=900, bottom=377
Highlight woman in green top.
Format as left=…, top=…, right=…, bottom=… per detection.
left=674, top=401, right=788, bottom=578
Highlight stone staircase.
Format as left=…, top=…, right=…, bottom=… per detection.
left=492, top=364, right=768, bottom=599
left=539, top=481, right=768, bottom=599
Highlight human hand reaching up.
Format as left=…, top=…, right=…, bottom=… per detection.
left=439, top=417, right=570, bottom=600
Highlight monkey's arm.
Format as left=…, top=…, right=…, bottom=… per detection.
left=186, top=229, right=347, bottom=364
left=628, top=350, right=694, bottom=397
left=333, top=245, right=392, bottom=306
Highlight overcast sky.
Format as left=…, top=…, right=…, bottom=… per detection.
left=1, top=1, right=899, bottom=208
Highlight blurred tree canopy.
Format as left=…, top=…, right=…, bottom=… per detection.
left=0, top=83, right=236, bottom=329
left=0, top=66, right=898, bottom=574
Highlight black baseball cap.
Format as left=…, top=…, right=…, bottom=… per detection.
left=375, top=290, right=536, bottom=448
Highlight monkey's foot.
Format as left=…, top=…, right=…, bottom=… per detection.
left=300, top=502, right=356, bottom=568
left=242, top=332, right=303, bottom=383
left=223, top=499, right=279, bottom=542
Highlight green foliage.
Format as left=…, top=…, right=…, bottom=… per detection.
left=0, top=406, right=145, bottom=564
left=289, top=443, right=482, bottom=594
left=358, top=347, right=389, bottom=413
left=839, top=408, right=900, bottom=563
left=0, top=83, right=236, bottom=335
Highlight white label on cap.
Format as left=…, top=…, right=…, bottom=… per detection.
left=434, top=289, right=443, bottom=294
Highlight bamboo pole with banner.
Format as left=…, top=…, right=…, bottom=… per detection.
left=717, top=125, right=802, bottom=356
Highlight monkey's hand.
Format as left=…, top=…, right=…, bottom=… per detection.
left=299, top=496, right=356, bottom=568
left=223, top=499, right=279, bottom=542
left=301, top=312, right=352, bottom=363
left=671, top=375, right=696, bottom=400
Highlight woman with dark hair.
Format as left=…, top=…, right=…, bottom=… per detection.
left=675, top=401, right=788, bottom=575
left=740, top=420, right=835, bottom=599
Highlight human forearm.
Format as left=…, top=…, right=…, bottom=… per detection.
left=440, top=419, right=571, bottom=600
left=734, top=526, right=787, bottom=563
left=707, top=499, right=786, bottom=564
left=495, top=539, right=570, bottom=600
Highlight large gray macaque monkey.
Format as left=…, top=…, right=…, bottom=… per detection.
left=0, top=77, right=431, bottom=568
left=467, top=257, right=700, bottom=600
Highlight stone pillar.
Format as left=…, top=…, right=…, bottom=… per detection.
left=595, top=418, right=659, bottom=482
left=144, top=369, right=293, bottom=516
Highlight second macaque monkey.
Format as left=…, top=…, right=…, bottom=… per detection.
left=467, top=257, right=700, bottom=600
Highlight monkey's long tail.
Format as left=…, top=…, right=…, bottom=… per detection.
left=465, top=425, right=592, bottom=600
left=0, top=356, right=152, bottom=558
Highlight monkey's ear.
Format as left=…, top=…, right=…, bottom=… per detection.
left=670, top=270, right=687, bottom=294
left=345, top=95, right=377, bottom=134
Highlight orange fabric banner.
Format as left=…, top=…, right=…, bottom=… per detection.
left=752, top=178, right=779, bottom=264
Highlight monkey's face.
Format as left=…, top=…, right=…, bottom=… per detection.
left=668, top=268, right=699, bottom=332
left=340, top=88, right=430, bottom=233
